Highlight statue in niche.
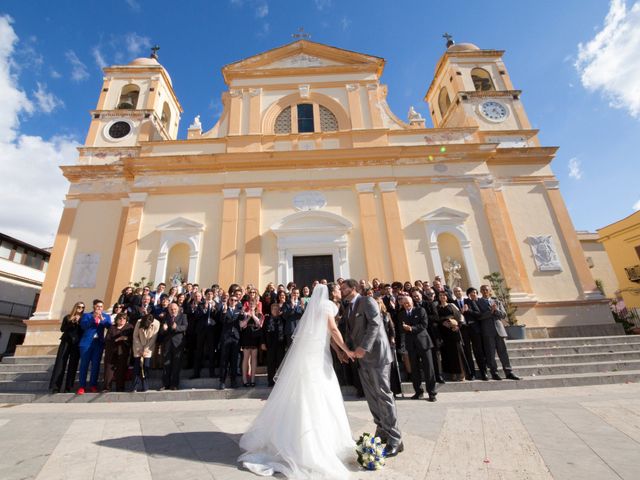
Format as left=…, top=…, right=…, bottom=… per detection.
left=170, top=267, right=184, bottom=291
left=528, top=235, right=562, bottom=271
left=442, top=256, right=463, bottom=289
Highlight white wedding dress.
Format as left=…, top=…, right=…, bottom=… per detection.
left=238, top=284, right=354, bottom=479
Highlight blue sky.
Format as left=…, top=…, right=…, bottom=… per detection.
left=1, top=0, right=639, bottom=247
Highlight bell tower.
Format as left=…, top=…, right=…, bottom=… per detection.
left=425, top=36, right=535, bottom=136
left=83, top=47, right=182, bottom=160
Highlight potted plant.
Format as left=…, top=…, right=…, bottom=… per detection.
left=483, top=272, right=525, bottom=340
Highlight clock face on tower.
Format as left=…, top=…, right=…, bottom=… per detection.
left=479, top=101, right=508, bottom=122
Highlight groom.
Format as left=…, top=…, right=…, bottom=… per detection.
left=339, top=279, right=404, bottom=456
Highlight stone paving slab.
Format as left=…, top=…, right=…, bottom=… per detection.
left=1, top=384, right=640, bottom=479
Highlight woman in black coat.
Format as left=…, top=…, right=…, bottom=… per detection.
left=49, top=302, right=84, bottom=393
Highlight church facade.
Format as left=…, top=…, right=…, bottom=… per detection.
left=20, top=39, right=617, bottom=354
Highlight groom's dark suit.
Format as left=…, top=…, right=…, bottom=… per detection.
left=346, top=294, right=402, bottom=448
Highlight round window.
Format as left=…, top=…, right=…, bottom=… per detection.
left=108, top=121, right=131, bottom=139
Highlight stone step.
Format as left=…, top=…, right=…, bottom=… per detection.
left=514, top=360, right=640, bottom=376
left=1, top=369, right=637, bottom=403
left=1, top=356, right=56, bottom=365
left=506, top=334, right=640, bottom=348
left=0, top=363, right=57, bottom=373
left=5, top=358, right=640, bottom=383
left=432, top=370, right=640, bottom=393
left=0, top=393, right=37, bottom=403
left=506, top=342, right=640, bottom=356
left=509, top=350, right=640, bottom=366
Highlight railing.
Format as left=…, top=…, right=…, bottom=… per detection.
left=625, top=265, right=640, bottom=283
left=0, top=300, right=34, bottom=319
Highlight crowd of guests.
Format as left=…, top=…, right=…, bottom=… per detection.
left=48, top=275, right=520, bottom=398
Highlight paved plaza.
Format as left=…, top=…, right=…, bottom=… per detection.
left=0, top=383, right=639, bottom=479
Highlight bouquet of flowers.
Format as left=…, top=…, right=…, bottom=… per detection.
left=355, top=433, right=386, bottom=470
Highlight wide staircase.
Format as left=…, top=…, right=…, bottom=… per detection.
left=1, top=334, right=639, bottom=403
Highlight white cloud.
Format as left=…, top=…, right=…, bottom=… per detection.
left=314, top=0, right=332, bottom=10
left=0, top=15, right=78, bottom=247
left=575, top=0, right=640, bottom=118
left=124, top=32, right=151, bottom=58
left=634, top=198, right=640, bottom=210
left=92, top=46, right=107, bottom=69
left=257, top=22, right=270, bottom=38
left=568, top=157, right=583, bottom=180
left=50, top=68, right=61, bottom=79
left=255, top=2, right=269, bottom=18
left=33, top=82, right=63, bottom=113
left=340, top=16, right=351, bottom=31
left=65, top=50, right=89, bottom=82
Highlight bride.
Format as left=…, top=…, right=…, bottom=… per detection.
left=238, top=284, right=355, bottom=478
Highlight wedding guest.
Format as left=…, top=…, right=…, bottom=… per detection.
left=158, top=302, right=188, bottom=390
left=478, top=285, right=521, bottom=381
left=129, top=294, right=153, bottom=325
left=192, top=288, right=219, bottom=379
left=49, top=301, right=84, bottom=393
left=103, top=312, right=133, bottom=392
left=150, top=282, right=166, bottom=307
left=282, top=288, right=303, bottom=348
left=185, top=291, right=204, bottom=369
left=261, top=283, right=277, bottom=316
left=132, top=313, right=160, bottom=392
left=399, top=296, right=437, bottom=401
left=166, top=286, right=178, bottom=303
left=218, top=295, right=245, bottom=389
left=452, top=286, right=477, bottom=380
left=241, top=299, right=264, bottom=387
left=376, top=297, right=402, bottom=397
left=77, top=299, right=112, bottom=395
left=117, top=287, right=134, bottom=310
left=463, top=287, right=488, bottom=381
left=263, top=303, right=285, bottom=387
left=301, top=286, right=311, bottom=306
left=436, top=291, right=465, bottom=381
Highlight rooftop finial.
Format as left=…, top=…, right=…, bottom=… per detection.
left=442, top=33, right=454, bottom=48
left=292, top=27, right=311, bottom=40
left=150, top=45, right=160, bottom=60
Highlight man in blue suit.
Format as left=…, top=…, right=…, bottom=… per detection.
left=77, top=299, right=112, bottom=394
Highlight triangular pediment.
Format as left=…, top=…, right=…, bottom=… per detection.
left=156, top=217, right=205, bottom=232
left=222, top=40, right=384, bottom=83
left=420, top=207, right=469, bottom=223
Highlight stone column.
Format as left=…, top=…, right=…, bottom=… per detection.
left=105, top=197, right=132, bottom=306
left=227, top=89, right=243, bottom=135
left=243, top=188, right=263, bottom=286
left=109, top=193, right=147, bottom=304
left=366, top=84, right=383, bottom=128
left=543, top=180, right=600, bottom=298
left=355, top=183, right=386, bottom=279
left=477, top=180, right=533, bottom=299
left=32, top=199, right=80, bottom=320
left=346, top=84, right=364, bottom=129
left=379, top=182, right=411, bottom=281
left=218, top=188, right=241, bottom=289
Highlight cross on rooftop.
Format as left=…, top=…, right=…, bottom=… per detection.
left=442, top=33, right=455, bottom=48
left=150, top=45, right=160, bottom=59
left=292, top=27, right=311, bottom=40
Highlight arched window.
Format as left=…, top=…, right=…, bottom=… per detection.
left=274, top=106, right=292, bottom=134
left=272, top=103, right=339, bottom=134
left=319, top=105, right=338, bottom=132
left=161, top=102, right=171, bottom=131
left=471, top=68, right=495, bottom=92
left=438, top=87, right=451, bottom=118
left=117, top=84, right=140, bottom=109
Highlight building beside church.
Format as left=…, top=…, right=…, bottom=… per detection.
left=19, top=39, right=618, bottom=355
